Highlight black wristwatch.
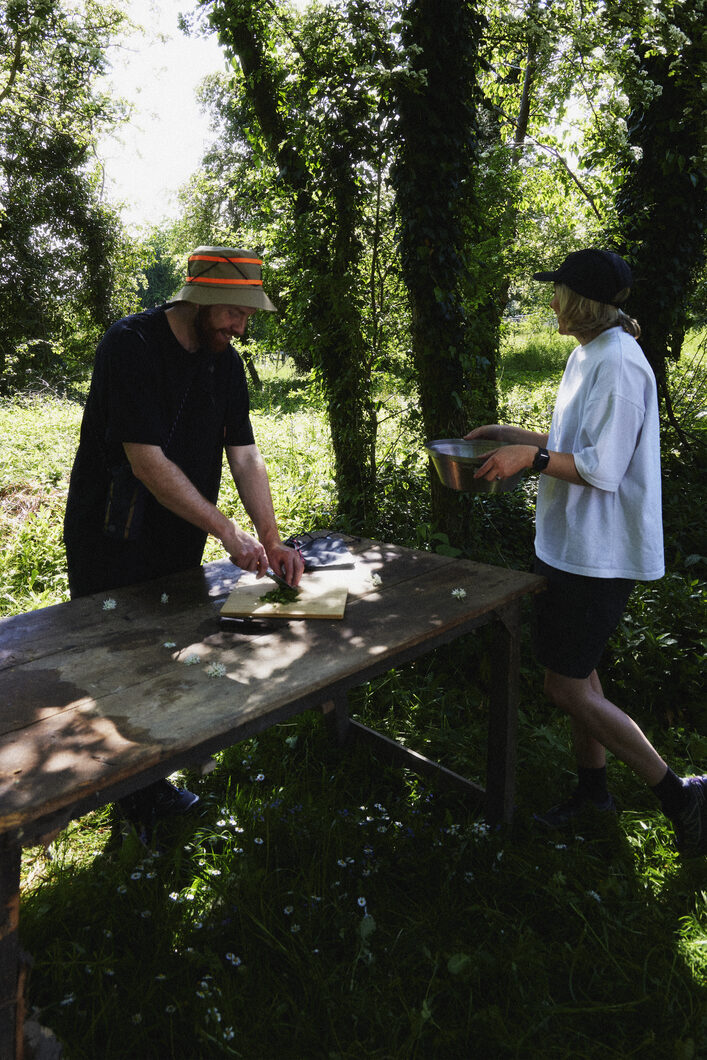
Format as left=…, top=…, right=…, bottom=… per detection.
left=533, top=447, right=550, bottom=472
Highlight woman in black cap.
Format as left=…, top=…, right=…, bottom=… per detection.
left=467, top=248, right=706, bottom=856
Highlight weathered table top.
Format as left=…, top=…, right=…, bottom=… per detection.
left=0, top=539, right=543, bottom=834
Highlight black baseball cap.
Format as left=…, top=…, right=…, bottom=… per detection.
left=533, top=249, right=633, bottom=306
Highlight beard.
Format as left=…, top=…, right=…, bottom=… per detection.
left=194, top=306, right=232, bottom=354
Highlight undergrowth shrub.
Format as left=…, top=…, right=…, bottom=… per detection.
left=610, top=573, right=707, bottom=731
left=0, top=493, right=70, bottom=613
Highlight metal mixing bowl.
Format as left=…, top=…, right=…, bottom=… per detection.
left=425, top=439, right=525, bottom=494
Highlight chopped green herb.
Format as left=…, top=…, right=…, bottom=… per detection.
left=259, top=585, right=300, bottom=605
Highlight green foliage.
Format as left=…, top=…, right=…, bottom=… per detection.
left=496, top=326, right=569, bottom=429
left=664, top=333, right=707, bottom=444
left=601, top=0, right=707, bottom=376
left=135, top=228, right=183, bottom=309
left=0, top=393, right=78, bottom=613
left=391, top=0, right=496, bottom=432
left=0, top=0, right=138, bottom=390
left=610, top=572, right=707, bottom=730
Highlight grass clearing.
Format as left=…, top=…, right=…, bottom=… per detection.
left=3, top=334, right=707, bottom=1057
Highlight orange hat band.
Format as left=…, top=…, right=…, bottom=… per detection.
left=185, top=253, right=264, bottom=287
left=189, top=255, right=262, bottom=266
left=185, top=276, right=263, bottom=286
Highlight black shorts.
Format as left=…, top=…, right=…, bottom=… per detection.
left=532, top=555, right=634, bottom=679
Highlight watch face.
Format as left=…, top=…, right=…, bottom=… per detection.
left=534, top=448, right=550, bottom=471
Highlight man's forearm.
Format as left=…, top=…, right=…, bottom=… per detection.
left=226, top=446, right=281, bottom=546
left=123, top=442, right=231, bottom=540
left=124, top=441, right=273, bottom=574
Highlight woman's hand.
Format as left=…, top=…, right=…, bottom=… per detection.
left=464, top=425, right=507, bottom=443
left=464, top=425, right=550, bottom=447
left=473, top=444, right=537, bottom=482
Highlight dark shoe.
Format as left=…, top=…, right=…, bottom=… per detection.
left=119, top=779, right=199, bottom=836
left=149, top=779, right=200, bottom=818
left=671, top=776, right=707, bottom=857
left=534, top=790, right=616, bottom=829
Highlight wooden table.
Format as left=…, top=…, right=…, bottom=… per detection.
left=0, top=538, right=543, bottom=1058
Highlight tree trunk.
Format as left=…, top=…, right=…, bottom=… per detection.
left=392, top=0, right=497, bottom=546
left=208, top=0, right=378, bottom=526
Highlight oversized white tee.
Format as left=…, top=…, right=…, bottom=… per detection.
left=535, top=326, right=664, bottom=581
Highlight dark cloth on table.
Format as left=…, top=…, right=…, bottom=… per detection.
left=64, top=306, right=254, bottom=597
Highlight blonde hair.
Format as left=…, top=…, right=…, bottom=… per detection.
left=555, top=284, right=641, bottom=339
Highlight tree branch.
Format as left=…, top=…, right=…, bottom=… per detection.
left=0, top=33, right=25, bottom=106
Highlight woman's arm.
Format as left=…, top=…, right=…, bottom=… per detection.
left=464, top=426, right=585, bottom=485
left=465, top=424, right=549, bottom=447
left=473, top=444, right=586, bottom=485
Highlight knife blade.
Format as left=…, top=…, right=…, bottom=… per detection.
left=264, top=566, right=293, bottom=590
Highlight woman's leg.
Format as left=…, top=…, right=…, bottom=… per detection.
left=568, top=671, right=608, bottom=769
left=544, top=668, right=667, bottom=786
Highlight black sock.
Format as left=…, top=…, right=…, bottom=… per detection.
left=577, top=766, right=610, bottom=803
left=651, top=767, right=687, bottom=818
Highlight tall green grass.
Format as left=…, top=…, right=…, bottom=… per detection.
left=0, top=392, right=78, bottom=613
left=5, top=336, right=707, bottom=1058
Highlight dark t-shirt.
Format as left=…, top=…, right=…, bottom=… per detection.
left=64, top=306, right=255, bottom=596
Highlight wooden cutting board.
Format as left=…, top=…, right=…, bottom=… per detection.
left=220, top=569, right=349, bottom=620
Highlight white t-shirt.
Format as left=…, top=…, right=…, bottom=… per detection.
left=535, top=326, right=664, bottom=581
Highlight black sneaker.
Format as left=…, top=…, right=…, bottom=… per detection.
left=534, top=790, right=617, bottom=829
left=149, top=779, right=200, bottom=818
left=119, top=779, right=199, bottom=836
left=671, top=776, right=707, bottom=857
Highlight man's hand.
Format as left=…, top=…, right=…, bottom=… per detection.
left=220, top=521, right=269, bottom=574
left=262, top=542, right=305, bottom=587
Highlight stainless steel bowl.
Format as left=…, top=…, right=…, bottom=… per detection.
left=425, top=439, right=525, bottom=494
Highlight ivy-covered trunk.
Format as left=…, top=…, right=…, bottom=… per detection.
left=391, top=0, right=498, bottom=546
left=206, top=0, right=377, bottom=526
left=302, top=194, right=377, bottom=525
left=606, top=0, right=706, bottom=417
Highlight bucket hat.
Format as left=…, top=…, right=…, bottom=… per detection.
left=533, top=249, right=632, bottom=306
left=171, top=246, right=276, bottom=311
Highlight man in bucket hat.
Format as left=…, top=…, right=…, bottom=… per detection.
left=64, top=246, right=304, bottom=835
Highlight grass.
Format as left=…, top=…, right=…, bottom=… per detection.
left=3, top=335, right=707, bottom=1058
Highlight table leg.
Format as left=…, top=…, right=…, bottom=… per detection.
left=486, top=600, right=521, bottom=826
left=0, top=831, right=23, bottom=1060
left=321, top=696, right=351, bottom=744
